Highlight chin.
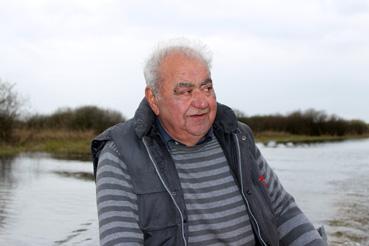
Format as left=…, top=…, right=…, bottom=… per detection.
left=189, top=126, right=211, bottom=136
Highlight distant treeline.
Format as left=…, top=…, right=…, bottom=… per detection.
left=238, top=109, right=368, bottom=136
left=2, top=101, right=369, bottom=145
left=22, top=106, right=125, bottom=133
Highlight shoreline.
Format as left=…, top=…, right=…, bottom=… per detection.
left=0, top=129, right=94, bottom=159
left=255, top=132, right=369, bottom=145
left=1, top=129, right=368, bottom=159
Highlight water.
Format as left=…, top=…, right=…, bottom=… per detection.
left=0, top=153, right=98, bottom=245
left=0, top=139, right=368, bottom=245
left=259, top=139, right=369, bottom=246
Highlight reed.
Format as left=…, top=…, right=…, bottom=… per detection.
left=0, top=128, right=95, bottom=158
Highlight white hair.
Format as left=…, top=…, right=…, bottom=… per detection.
left=143, top=38, right=212, bottom=95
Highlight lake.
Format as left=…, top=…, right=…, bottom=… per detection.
left=1, top=139, right=369, bottom=245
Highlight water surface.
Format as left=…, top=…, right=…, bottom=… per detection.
left=260, top=139, right=369, bottom=245
left=0, top=153, right=98, bottom=245
left=1, top=139, right=369, bottom=245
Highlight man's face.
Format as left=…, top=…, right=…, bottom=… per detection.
left=146, top=53, right=217, bottom=146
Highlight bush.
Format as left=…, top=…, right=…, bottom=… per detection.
left=238, top=109, right=369, bottom=136
left=0, top=79, right=22, bottom=142
left=25, top=105, right=125, bottom=133
left=69, top=106, right=124, bottom=132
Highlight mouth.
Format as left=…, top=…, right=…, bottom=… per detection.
left=190, top=113, right=207, bottom=118
left=188, top=110, right=209, bottom=119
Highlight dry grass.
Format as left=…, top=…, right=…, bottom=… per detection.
left=1, top=128, right=368, bottom=158
left=14, top=128, right=95, bottom=142
left=0, top=128, right=96, bottom=158
left=255, top=131, right=369, bottom=144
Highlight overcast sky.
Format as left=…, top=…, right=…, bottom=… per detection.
left=1, top=0, right=369, bottom=122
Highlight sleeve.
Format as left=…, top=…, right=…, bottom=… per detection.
left=95, top=141, right=144, bottom=246
left=254, top=146, right=327, bottom=246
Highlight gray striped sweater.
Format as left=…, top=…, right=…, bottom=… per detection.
left=96, top=138, right=322, bottom=245
left=167, top=138, right=255, bottom=245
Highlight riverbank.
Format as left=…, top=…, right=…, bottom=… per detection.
left=1, top=129, right=368, bottom=158
left=254, top=131, right=369, bottom=145
left=0, top=129, right=95, bottom=159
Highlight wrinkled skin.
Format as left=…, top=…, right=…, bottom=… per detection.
left=145, top=52, right=217, bottom=146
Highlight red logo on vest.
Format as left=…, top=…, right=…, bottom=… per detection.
left=258, top=175, right=269, bottom=188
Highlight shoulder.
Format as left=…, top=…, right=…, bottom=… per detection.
left=237, top=121, right=252, bottom=133
left=91, top=119, right=135, bottom=177
left=96, top=119, right=135, bottom=141
left=92, top=120, right=135, bottom=153
left=237, top=121, right=256, bottom=143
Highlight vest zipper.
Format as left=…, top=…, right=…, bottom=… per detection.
left=234, top=133, right=268, bottom=246
left=142, top=138, right=187, bottom=246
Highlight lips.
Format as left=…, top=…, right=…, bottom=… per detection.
left=190, top=113, right=207, bottom=118
left=188, top=109, right=209, bottom=118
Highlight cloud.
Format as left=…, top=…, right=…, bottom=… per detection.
left=0, top=0, right=369, bottom=121
left=324, top=0, right=369, bottom=15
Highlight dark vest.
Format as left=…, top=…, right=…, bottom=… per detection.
left=91, top=99, right=279, bottom=246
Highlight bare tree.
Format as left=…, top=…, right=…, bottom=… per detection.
left=0, top=78, right=22, bottom=142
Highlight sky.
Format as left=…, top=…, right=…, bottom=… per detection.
left=1, top=0, right=369, bottom=122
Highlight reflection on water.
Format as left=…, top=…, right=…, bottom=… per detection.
left=0, top=156, right=16, bottom=231
left=53, top=171, right=95, bottom=181
left=0, top=153, right=98, bottom=245
left=50, top=153, right=91, bottom=162
left=0, top=139, right=369, bottom=245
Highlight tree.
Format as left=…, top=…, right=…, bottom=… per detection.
left=0, top=79, right=22, bottom=142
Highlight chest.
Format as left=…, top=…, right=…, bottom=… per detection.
left=169, top=140, right=256, bottom=246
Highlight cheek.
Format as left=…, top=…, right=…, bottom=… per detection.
left=167, top=100, right=188, bottom=119
left=209, top=98, right=217, bottom=118
left=209, top=96, right=217, bottom=108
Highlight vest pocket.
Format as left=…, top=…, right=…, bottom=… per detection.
left=143, top=223, right=178, bottom=246
left=137, top=189, right=179, bottom=230
left=136, top=189, right=180, bottom=245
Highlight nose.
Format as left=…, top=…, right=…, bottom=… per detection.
left=191, top=90, right=208, bottom=109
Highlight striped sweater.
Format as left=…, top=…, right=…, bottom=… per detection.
left=96, top=138, right=322, bottom=245
left=167, top=138, right=255, bottom=245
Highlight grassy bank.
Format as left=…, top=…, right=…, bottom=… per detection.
left=1, top=129, right=369, bottom=158
left=254, top=131, right=369, bottom=145
left=0, top=129, right=95, bottom=159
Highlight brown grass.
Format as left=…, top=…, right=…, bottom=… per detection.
left=0, top=128, right=96, bottom=158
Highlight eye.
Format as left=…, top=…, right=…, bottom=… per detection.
left=174, top=88, right=192, bottom=95
left=184, top=89, right=192, bottom=95
left=202, top=84, right=213, bottom=92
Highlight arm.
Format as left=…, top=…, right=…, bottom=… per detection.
left=255, top=146, right=326, bottom=245
left=95, top=141, right=144, bottom=246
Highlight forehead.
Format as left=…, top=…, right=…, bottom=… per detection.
left=159, top=53, right=209, bottom=80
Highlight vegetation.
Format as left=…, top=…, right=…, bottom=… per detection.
left=0, top=128, right=95, bottom=158
left=24, top=105, right=124, bottom=133
left=238, top=109, right=368, bottom=137
left=1, top=80, right=368, bottom=158
left=1, top=91, right=125, bottom=157
left=254, top=131, right=369, bottom=145
left=0, top=79, right=22, bottom=142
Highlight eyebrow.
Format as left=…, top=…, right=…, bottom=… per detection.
left=175, top=82, right=194, bottom=88
left=174, top=78, right=213, bottom=88
left=200, top=78, right=213, bottom=86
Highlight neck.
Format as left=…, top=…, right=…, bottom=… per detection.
left=156, top=119, right=206, bottom=147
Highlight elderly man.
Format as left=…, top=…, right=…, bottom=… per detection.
left=92, top=40, right=326, bottom=246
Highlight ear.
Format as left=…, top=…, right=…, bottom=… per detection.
left=145, top=87, right=160, bottom=115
